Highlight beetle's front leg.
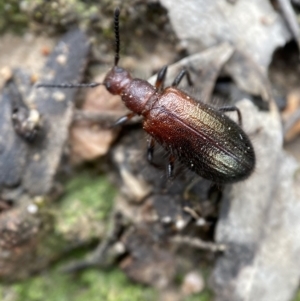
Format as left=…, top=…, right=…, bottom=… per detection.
left=112, top=112, right=136, bottom=127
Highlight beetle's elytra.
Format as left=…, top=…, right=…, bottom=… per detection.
left=144, top=88, right=254, bottom=183
left=39, top=8, right=255, bottom=183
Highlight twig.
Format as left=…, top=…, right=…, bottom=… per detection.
left=277, top=0, right=300, bottom=52
left=171, top=235, right=226, bottom=252
left=283, top=107, right=300, bottom=137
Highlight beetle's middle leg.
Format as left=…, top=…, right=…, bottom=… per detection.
left=146, top=137, right=164, bottom=170
left=219, top=106, right=242, bottom=127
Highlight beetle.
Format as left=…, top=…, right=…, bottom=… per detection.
left=38, top=8, right=255, bottom=183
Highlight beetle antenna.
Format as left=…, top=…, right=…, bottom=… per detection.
left=114, top=8, right=120, bottom=66
left=37, top=82, right=102, bottom=88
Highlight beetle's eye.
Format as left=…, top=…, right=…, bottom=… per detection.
left=105, top=82, right=111, bottom=89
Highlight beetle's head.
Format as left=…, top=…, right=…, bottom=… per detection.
left=103, top=66, right=132, bottom=95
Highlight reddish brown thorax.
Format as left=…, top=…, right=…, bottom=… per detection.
left=104, top=66, right=157, bottom=115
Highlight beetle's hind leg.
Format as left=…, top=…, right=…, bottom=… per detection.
left=147, top=137, right=156, bottom=163
left=219, top=106, right=242, bottom=127
left=167, top=154, right=176, bottom=179
left=172, top=69, right=193, bottom=87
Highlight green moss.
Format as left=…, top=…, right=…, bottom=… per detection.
left=0, top=1, right=29, bottom=34
left=55, top=171, right=116, bottom=242
left=2, top=268, right=157, bottom=301
left=184, top=290, right=212, bottom=301
left=0, top=268, right=213, bottom=301
left=293, top=290, right=300, bottom=301
left=62, top=171, right=115, bottom=214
